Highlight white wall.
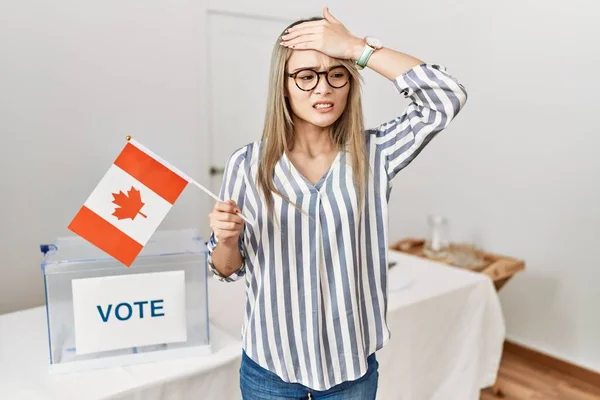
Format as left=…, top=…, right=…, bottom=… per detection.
left=385, top=0, right=600, bottom=373
left=0, top=0, right=209, bottom=313
left=1, top=0, right=598, bottom=374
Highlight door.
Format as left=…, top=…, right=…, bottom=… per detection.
left=205, top=10, right=292, bottom=338
left=207, top=11, right=292, bottom=197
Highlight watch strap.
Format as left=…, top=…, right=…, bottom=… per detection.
left=356, top=42, right=375, bottom=70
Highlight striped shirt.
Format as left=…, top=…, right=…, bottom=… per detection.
left=207, top=62, right=468, bottom=391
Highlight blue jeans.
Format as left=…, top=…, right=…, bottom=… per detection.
left=239, top=351, right=379, bottom=399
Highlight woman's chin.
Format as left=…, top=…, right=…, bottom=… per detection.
left=293, top=108, right=343, bottom=128
left=309, top=113, right=341, bottom=128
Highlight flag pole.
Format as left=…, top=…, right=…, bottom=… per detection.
left=125, top=136, right=253, bottom=225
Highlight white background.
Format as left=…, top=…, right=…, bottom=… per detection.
left=0, top=0, right=598, bottom=374
left=72, top=270, right=187, bottom=354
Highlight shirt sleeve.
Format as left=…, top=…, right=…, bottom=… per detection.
left=369, top=63, right=468, bottom=181
left=206, top=146, right=248, bottom=282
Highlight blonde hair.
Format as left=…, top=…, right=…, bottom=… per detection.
left=257, top=17, right=368, bottom=217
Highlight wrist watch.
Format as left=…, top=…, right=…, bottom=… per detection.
left=356, top=36, right=383, bottom=70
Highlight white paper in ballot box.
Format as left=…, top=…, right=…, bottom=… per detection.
left=40, top=228, right=212, bottom=374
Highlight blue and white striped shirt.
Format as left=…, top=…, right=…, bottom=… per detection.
left=207, top=63, right=468, bottom=391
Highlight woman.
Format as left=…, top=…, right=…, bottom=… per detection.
left=207, top=7, right=468, bottom=399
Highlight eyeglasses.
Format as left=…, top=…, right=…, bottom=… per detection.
left=286, top=66, right=350, bottom=92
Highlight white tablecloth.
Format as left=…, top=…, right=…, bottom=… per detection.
left=0, top=309, right=243, bottom=400
left=0, top=250, right=505, bottom=399
left=377, top=252, right=505, bottom=400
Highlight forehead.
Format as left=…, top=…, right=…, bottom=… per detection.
left=287, top=50, right=338, bottom=71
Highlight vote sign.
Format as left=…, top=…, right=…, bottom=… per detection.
left=71, top=270, right=187, bottom=355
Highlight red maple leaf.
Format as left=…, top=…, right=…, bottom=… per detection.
left=111, top=186, right=147, bottom=220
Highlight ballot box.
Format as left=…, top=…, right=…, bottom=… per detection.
left=40, top=228, right=211, bottom=373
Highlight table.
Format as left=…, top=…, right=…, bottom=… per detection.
left=390, top=237, right=525, bottom=291
left=0, top=309, right=243, bottom=399
left=377, top=251, right=505, bottom=399
left=0, top=250, right=505, bottom=399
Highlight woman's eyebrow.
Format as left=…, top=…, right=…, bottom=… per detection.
left=289, top=65, right=343, bottom=73
left=290, top=66, right=318, bottom=73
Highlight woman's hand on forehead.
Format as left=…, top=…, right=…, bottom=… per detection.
left=280, top=7, right=364, bottom=61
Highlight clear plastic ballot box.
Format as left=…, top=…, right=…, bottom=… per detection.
left=40, top=228, right=211, bottom=373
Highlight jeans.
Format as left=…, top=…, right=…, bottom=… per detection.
left=239, top=351, right=379, bottom=400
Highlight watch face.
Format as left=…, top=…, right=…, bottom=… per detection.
left=366, top=36, right=382, bottom=49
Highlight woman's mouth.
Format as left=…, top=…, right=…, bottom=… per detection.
left=313, top=102, right=334, bottom=113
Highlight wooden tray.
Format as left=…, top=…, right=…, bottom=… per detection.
left=390, top=238, right=525, bottom=291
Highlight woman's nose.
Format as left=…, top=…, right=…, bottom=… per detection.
left=313, top=75, right=332, bottom=95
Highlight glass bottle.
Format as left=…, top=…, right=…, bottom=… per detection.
left=424, top=215, right=450, bottom=259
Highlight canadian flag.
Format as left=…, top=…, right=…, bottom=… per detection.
left=68, top=138, right=189, bottom=266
